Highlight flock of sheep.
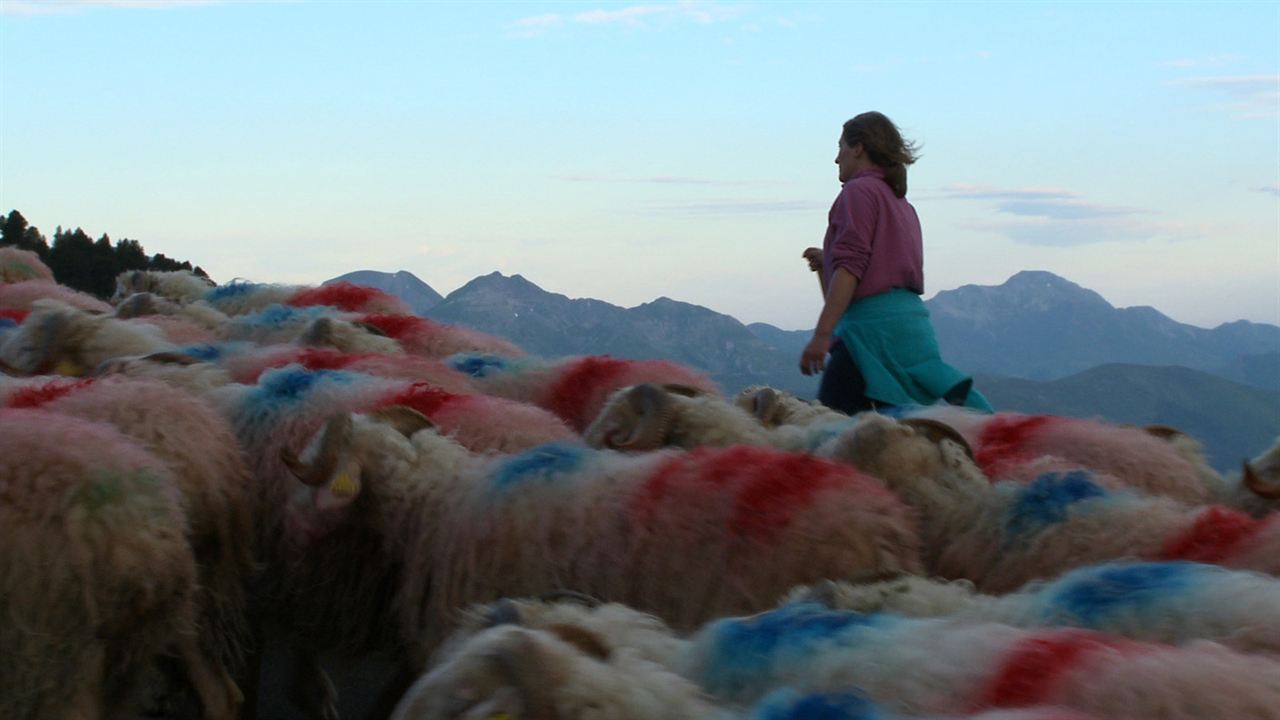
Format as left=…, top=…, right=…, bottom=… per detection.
left=2, top=243, right=1279, bottom=720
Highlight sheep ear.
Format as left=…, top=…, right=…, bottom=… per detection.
left=353, top=321, right=388, bottom=337
left=1243, top=461, right=1280, bottom=500
left=301, top=317, right=337, bottom=347
left=661, top=383, right=704, bottom=398
left=900, top=418, right=975, bottom=461
left=369, top=405, right=435, bottom=438
left=751, top=387, right=781, bottom=425
left=543, top=624, right=611, bottom=661
left=141, top=351, right=202, bottom=366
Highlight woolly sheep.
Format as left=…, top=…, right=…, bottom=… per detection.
left=0, top=246, right=55, bottom=283
left=584, top=382, right=857, bottom=454
left=1, top=374, right=257, bottom=677
left=832, top=414, right=1280, bottom=593
left=222, top=304, right=402, bottom=354
left=680, top=602, right=1280, bottom=718
left=0, top=278, right=113, bottom=313
left=218, top=344, right=476, bottom=393
left=787, top=560, right=1280, bottom=655
left=114, top=290, right=233, bottom=335
left=202, top=280, right=304, bottom=316
left=909, top=406, right=1222, bottom=504
left=450, top=352, right=719, bottom=432
left=287, top=280, right=413, bottom=315
left=360, top=312, right=524, bottom=360
left=96, top=351, right=237, bottom=397
left=0, top=408, right=241, bottom=720
left=0, top=298, right=174, bottom=376
left=111, top=268, right=216, bottom=305
left=281, top=408, right=921, bottom=667
left=1223, top=436, right=1280, bottom=517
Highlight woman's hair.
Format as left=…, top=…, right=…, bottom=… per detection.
left=842, top=112, right=919, bottom=198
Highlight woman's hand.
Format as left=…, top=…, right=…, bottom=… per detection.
left=799, top=333, right=830, bottom=376
left=802, top=247, right=823, bottom=272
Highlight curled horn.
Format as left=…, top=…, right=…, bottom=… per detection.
left=900, top=417, right=975, bottom=461
left=1243, top=461, right=1280, bottom=500
left=353, top=321, right=388, bottom=337
left=369, top=405, right=435, bottom=438
left=751, top=387, right=782, bottom=425
left=605, top=383, right=673, bottom=450
left=536, top=590, right=602, bottom=608
left=300, top=317, right=336, bottom=347
left=280, top=414, right=354, bottom=486
left=115, top=292, right=158, bottom=319
left=0, top=355, right=20, bottom=376
left=1144, top=424, right=1187, bottom=442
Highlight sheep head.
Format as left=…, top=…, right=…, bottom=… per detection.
left=0, top=303, right=86, bottom=376
left=830, top=413, right=986, bottom=498
left=739, top=386, right=784, bottom=427
left=1243, top=460, right=1280, bottom=500
left=113, top=292, right=160, bottom=319
left=582, top=383, right=677, bottom=451
left=110, top=269, right=150, bottom=304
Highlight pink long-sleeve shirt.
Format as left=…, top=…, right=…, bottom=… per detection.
left=822, top=166, right=924, bottom=301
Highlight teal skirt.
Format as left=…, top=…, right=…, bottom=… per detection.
left=834, top=289, right=993, bottom=412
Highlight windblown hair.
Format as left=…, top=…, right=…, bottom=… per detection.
left=842, top=111, right=919, bottom=198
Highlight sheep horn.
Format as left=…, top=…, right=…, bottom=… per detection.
left=1144, top=424, right=1187, bottom=442
left=900, top=417, right=975, bottom=461
left=141, top=351, right=202, bottom=366
left=605, top=384, right=673, bottom=450
left=281, top=414, right=354, bottom=486
left=661, top=383, right=705, bottom=397
left=543, top=623, right=611, bottom=661
left=115, top=292, right=158, bottom=319
left=369, top=405, right=434, bottom=438
left=750, top=387, right=781, bottom=425
left=1243, top=461, right=1280, bottom=500
left=300, top=317, right=336, bottom=347
left=353, top=321, right=388, bottom=338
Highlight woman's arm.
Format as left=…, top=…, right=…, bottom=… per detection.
left=800, top=267, right=859, bottom=376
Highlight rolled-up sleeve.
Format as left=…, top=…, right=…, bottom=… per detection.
left=825, top=184, right=877, bottom=282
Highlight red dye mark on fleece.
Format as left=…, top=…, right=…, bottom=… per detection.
left=7, top=378, right=96, bottom=409
left=978, top=630, right=1139, bottom=709
left=0, top=309, right=29, bottom=324
left=380, top=382, right=464, bottom=418
left=287, top=282, right=401, bottom=313
left=545, top=356, right=630, bottom=431
left=975, top=414, right=1061, bottom=478
left=1158, top=506, right=1259, bottom=563
left=358, top=313, right=435, bottom=341
left=631, top=446, right=872, bottom=541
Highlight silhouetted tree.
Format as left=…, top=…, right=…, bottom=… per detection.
left=47, top=227, right=96, bottom=292
left=1, top=209, right=50, bottom=259
left=115, top=238, right=149, bottom=272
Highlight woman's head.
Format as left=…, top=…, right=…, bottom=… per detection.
left=840, top=112, right=919, bottom=198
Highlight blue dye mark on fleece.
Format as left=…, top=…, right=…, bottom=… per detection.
left=491, top=442, right=586, bottom=491
left=751, top=689, right=884, bottom=720
left=1004, top=470, right=1107, bottom=540
left=0, top=317, right=15, bottom=330
left=1042, top=561, right=1197, bottom=628
left=235, top=304, right=326, bottom=328
left=697, top=602, right=889, bottom=699
left=449, top=352, right=509, bottom=378
left=205, top=281, right=259, bottom=301
left=249, top=367, right=355, bottom=408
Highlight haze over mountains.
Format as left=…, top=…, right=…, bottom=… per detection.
left=328, top=269, right=1280, bottom=471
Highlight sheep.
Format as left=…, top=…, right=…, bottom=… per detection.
left=785, top=560, right=1280, bottom=656
left=908, top=406, right=1222, bottom=504
left=114, top=290, right=233, bottom=335
left=584, top=382, right=858, bottom=454
left=680, top=602, right=1280, bottom=718
left=360, top=312, right=524, bottom=361
left=280, top=407, right=922, bottom=670
left=735, top=384, right=849, bottom=429
left=0, top=246, right=55, bottom=283
left=378, top=381, right=578, bottom=453
left=218, top=344, right=477, bottom=393
left=1, top=374, right=257, bottom=679
left=390, top=622, right=733, bottom=720
left=95, top=351, right=238, bottom=397
left=450, top=352, right=720, bottom=432
left=0, top=408, right=241, bottom=720
left=202, top=280, right=304, bottom=316
left=840, top=414, right=1280, bottom=592
left=223, top=304, right=402, bottom=354
left=0, top=298, right=174, bottom=376
left=0, top=278, right=113, bottom=313
left=111, top=268, right=216, bottom=305
left=1221, top=436, right=1280, bottom=517
left=286, top=280, right=413, bottom=315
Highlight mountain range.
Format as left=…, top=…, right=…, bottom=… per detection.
left=326, top=268, right=1279, bottom=471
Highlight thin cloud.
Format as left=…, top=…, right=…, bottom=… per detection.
left=1255, top=184, right=1280, bottom=198
left=958, top=216, right=1236, bottom=247
left=647, top=199, right=821, bottom=214
left=2, top=0, right=223, bottom=14
left=928, top=184, right=1082, bottom=201
left=1170, top=74, right=1280, bottom=120
left=936, top=184, right=1169, bottom=246
left=556, top=174, right=774, bottom=187
left=510, top=1, right=744, bottom=37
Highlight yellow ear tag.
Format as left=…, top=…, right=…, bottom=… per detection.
left=330, top=473, right=357, bottom=497
left=54, top=359, right=82, bottom=376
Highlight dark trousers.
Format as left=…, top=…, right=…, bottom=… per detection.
left=817, top=341, right=884, bottom=415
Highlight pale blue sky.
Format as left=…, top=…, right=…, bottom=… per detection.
left=2, top=0, right=1277, bottom=330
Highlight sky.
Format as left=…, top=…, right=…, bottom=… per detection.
left=1, top=0, right=1277, bottom=331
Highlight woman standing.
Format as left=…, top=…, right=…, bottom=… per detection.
left=800, top=111, right=992, bottom=414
